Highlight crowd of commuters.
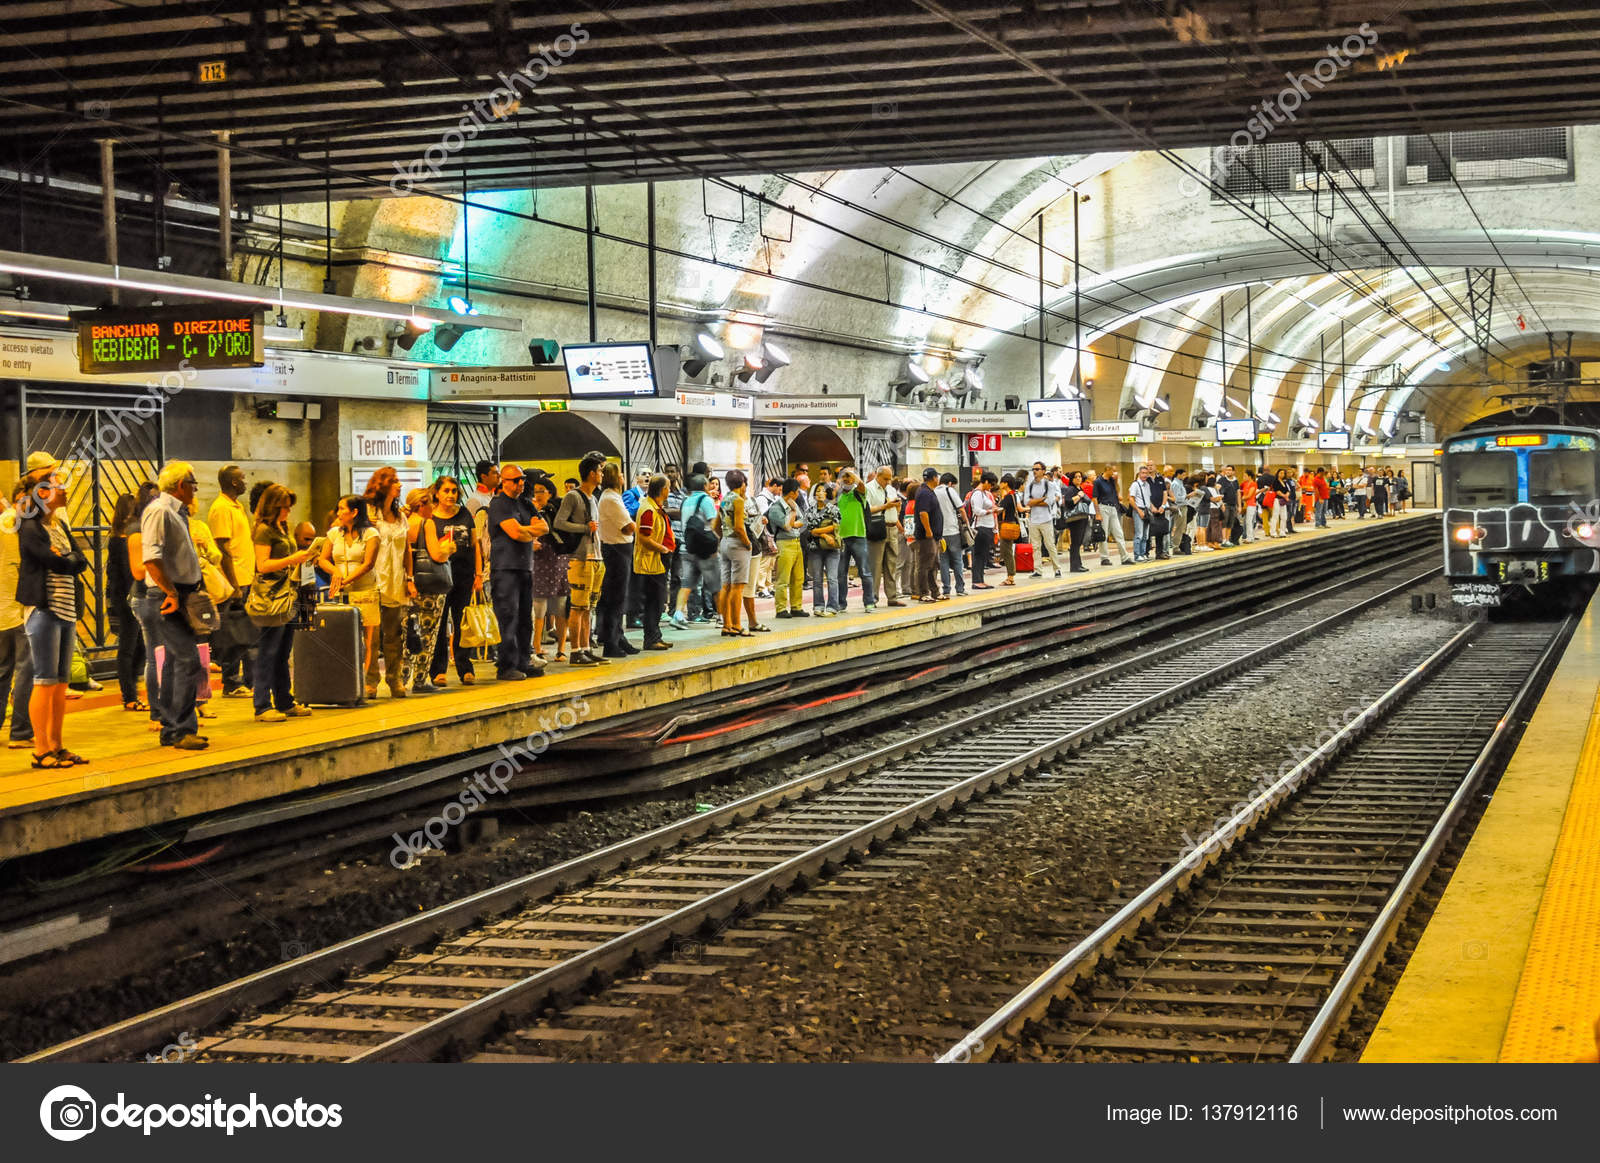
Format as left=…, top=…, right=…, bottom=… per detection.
left=0, top=449, right=1410, bottom=768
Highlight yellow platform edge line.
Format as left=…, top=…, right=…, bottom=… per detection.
left=1361, top=585, right=1600, bottom=1063
left=1499, top=669, right=1600, bottom=1062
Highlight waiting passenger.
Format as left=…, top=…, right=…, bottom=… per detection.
left=487, top=462, right=545, bottom=679
left=364, top=468, right=414, bottom=697
left=671, top=473, right=719, bottom=631
left=526, top=476, right=568, bottom=665
left=429, top=476, right=481, bottom=685
left=0, top=481, right=35, bottom=749
left=404, top=487, right=457, bottom=691
left=16, top=460, right=89, bottom=766
left=806, top=482, right=842, bottom=616
left=555, top=452, right=605, bottom=666
left=632, top=474, right=675, bottom=651
left=249, top=483, right=315, bottom=722
left=141, top=461, right=206, bottom=751
left=596, top=462, right=638, bottom=658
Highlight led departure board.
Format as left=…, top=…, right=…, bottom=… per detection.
left=72, top=305, right=263, bottom=375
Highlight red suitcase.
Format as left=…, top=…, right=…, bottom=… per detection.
left=1013, top=541, right=1034, bottom=573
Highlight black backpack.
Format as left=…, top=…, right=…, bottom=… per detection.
left=551, top=493, right=586, bottom=555
left=684, top=493, right=718, bottom=558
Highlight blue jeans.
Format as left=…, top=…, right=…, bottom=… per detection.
left=809, top=547, right=840, bottom=610
left=151, top=593, right=201, bottom=744
left=937, top=539, right=966, bottom=595
left=682, top=553, right=719, bottom=618
left=137, top=588, right=164, bottom=723
left=1133, top=511, right=1149, bottom=558
left=834, top=536, right=876, bottom=609
left=24, top=608, right=74, bottom=685
left=253, top=622, right=296, bottom=714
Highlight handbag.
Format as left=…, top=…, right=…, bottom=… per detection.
left=245, top=570, right=296, bottom=627
left=405, top=612, right=424, bottom=654
left=813, top=528, right=840, bottom=550
left=183, top=588, right=220, bottom=636
left=866, top=509, right=887, bottom=541
left=412, top=541, right=453, bottom=595
left=460, top=593, right=501, bottom=648
left=999, top=520, right=1022, bottom=542
left=201, top=559, right=234, bottom=608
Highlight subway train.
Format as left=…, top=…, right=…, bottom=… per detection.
left=1441, top=424, right=1600, bottom=606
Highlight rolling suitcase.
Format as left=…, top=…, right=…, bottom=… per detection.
left=1013, top=541, right=1035, bottom=573
left=293, top=602, right=365, bottom=706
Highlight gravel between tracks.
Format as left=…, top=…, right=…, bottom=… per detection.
left=554, top=589, right=1461, bottom=1061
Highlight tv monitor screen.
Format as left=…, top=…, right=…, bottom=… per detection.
left=1317, top=430, right=1351, bottom=450
left=561, top=342, right=659, bottom=398
left=1216, top=418, right=1259, bottom=444
left=1026, top=397, right=1088, bottom=432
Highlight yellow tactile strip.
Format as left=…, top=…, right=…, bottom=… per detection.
left=1499, top=681, right=1600, bottom=1063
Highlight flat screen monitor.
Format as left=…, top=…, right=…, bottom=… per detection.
left=1317, top=430, right=1351, bottom=450
left=1026, top=397, right=1088, bottom=432
left=1216, top=418, right=1259, bottom=445
left=561, top=342, right=659, bottom=398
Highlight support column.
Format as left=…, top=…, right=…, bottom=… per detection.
left=98, top=138, right=119, bottom=304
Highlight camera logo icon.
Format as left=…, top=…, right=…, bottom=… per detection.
left=39, top=1084, right=97, bottom=1141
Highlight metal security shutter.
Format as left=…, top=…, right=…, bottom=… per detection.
left=426, top=406, right=499, bottom=485
left=19, top=386, right=165, bottom=661
left=750, top=424, right=787, bottom=487
left=623, top=418, right=686, bottom=479
left=858, top=430, right=901, bottom=475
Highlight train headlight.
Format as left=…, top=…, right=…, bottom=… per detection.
left=1578, top=523, right=1595, bottom=540
left=1453, top=525, right=1475, bottom=543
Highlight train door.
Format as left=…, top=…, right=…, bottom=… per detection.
left=1409, top=458, right=1439, bottom=507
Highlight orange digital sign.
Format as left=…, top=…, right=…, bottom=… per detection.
left=1495, top=434, right=1545, bottom=447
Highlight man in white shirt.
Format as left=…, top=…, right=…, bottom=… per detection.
left=933, top=473, right=968, bottom=597
left=1128, top=464, right=1155, bottom=562
left=1023, top=461, right=1063, bottom=578
left=1165, top=466, right=1190, bottom=555
left=864, top=466, right=906, bottom=606
left=751, top=478, right=780, bottom=598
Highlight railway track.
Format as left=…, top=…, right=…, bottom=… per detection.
left=3, top=520, right=1433, bottom=961
left=939, top=616, right=1573, bottom=1064
left=22, top=550, right=1442, bottom=1064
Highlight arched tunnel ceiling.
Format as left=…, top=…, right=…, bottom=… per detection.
left=9, top=1, right=1600, bottom=201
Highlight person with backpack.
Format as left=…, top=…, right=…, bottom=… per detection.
left=833, top=467, right=877, bottom=612
left=768, top=478, right=807, bottom=618
left=1022, top=462, right=1063, bottom=578
left=717, top=469, right=761, bottom=636
left=1093, top=467, right=1130, bottom=566
left=968, top=471, right=998, bottom=590
left=670, top=473, right=720, bottom=631
left=553, top=452, right=605, bottom=666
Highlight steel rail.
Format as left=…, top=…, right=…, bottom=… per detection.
left=346, top=565, right=1443, bottom=1063
left=1288, top=610, right=1579, bottom=1061
left=21, top=553, right=1434, bottom=1064
left=938, top=617, right=1486, bottom=1064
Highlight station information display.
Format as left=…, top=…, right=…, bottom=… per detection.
left=73, top=305, right=263, bottom=375
left=1215, top=418, right=1260, bottom=445
left=561, top=341, right=659, bottom=398
left=1317, top=430, right=1352, bottom=450
left=1025, top=397, right=1089, bottom=431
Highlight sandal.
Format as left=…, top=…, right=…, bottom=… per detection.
left=55, top=749, right=87, bottom=765
left=748, top=624, right=772, bottom=632
left=30, top=753, right=64, bottom=769
left=736, top=629, right=755, bottom=638
left=123, top=700, right=149, bottom=712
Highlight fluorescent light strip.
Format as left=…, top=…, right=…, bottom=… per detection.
left=0, top=249, right=524, bottom=332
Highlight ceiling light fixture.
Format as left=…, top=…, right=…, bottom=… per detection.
left=681, top=331, right=724, bottom=377
left=0, top=248, right=518, bottom=331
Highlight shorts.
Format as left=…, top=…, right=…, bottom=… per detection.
left=567, top=557, right=606, bottom=610
left=25, top=608, right=76, bottom=685
left=719, top=539, right=752, bottom=586
left=345, top=587, right=380, bottom=628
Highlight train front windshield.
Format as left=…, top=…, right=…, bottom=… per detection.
left=1447, top=451, right=1518, bottom=506
left=1530, top=448, right=1596, bottom=505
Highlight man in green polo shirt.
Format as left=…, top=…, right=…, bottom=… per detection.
left=833, top=467, right=876, bottom=613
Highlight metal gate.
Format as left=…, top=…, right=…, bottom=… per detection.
left=19, top=386, right=165, bottom=660
left=624, top=418, right=686, bottom=478
left=426, top=407, right=499, bottom=485
left=751, top=425, right=787, bottom=486
left=858, top=430, right=901, bottom=474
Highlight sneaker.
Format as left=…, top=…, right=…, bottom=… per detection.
left=887, top=599, right=907, bottom=607
left=255, top=709, right=287, bottom=723
left=285, top=704, right=314, bottom=717
left=775, top=611, right=792, bottom=619
left=817, top=609, right=838, bottom=618
left=1030, top=571, right=1042, bottom=578
left=496, top=669, right=527, bottom=682
left=645, top=641, right=672, bottom=651
left=170, top=734, right=209, bottom=750
left=669, top=614, right=690, bottom=630
left=533, top=653, right=549, bottom=666
left=569, top=651, right=600, bottom=666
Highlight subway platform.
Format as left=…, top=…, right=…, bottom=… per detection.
left=0, top=511, right=1437, bottom=864
left=1362, top=577, right=1600, bottom=1065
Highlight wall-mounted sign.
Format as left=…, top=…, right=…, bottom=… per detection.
left=835, top=417, right=860, bottom=429
left=753, top=394, right=865, bottom=420
left=1155, top=428, right=1215, bottom=443
left=538, top=399, right=568, bottom=412
left=197, top=60, right=228, bottom=83
left=942, top=410, right=1028, bottom=432
left=562, top=341, right=658, bottom=398
left=1025, top=398, right=1089, bottom=432
left=352, top=430, right=427, bottom=463
left=72, top=305, right=262, bottom=375
left=966, top=434, right=1002, bottom=453
left=1062, top=419, right=1140, bottom=439
left=1006, top=429, right=1027, bottom=439
left=429, top=367, right=567, bottom=400
left=1317, top=430, right=1352, bottom=450
left=351, top=465, right=430, bottom=496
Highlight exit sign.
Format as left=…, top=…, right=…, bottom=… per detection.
left=197, top=60, right=227, bottom=83
left=1006, top=429, right=1026, bottom=438
left=835, top=418, right=859, bottom=429
left=538, top=399, right=569, bottom=412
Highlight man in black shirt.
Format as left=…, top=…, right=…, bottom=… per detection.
left=487, top=464, right=547, bottom=680
left=1217, top=465, right=1241, bottom=547
left=913, top=466, right=944, bottom=602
